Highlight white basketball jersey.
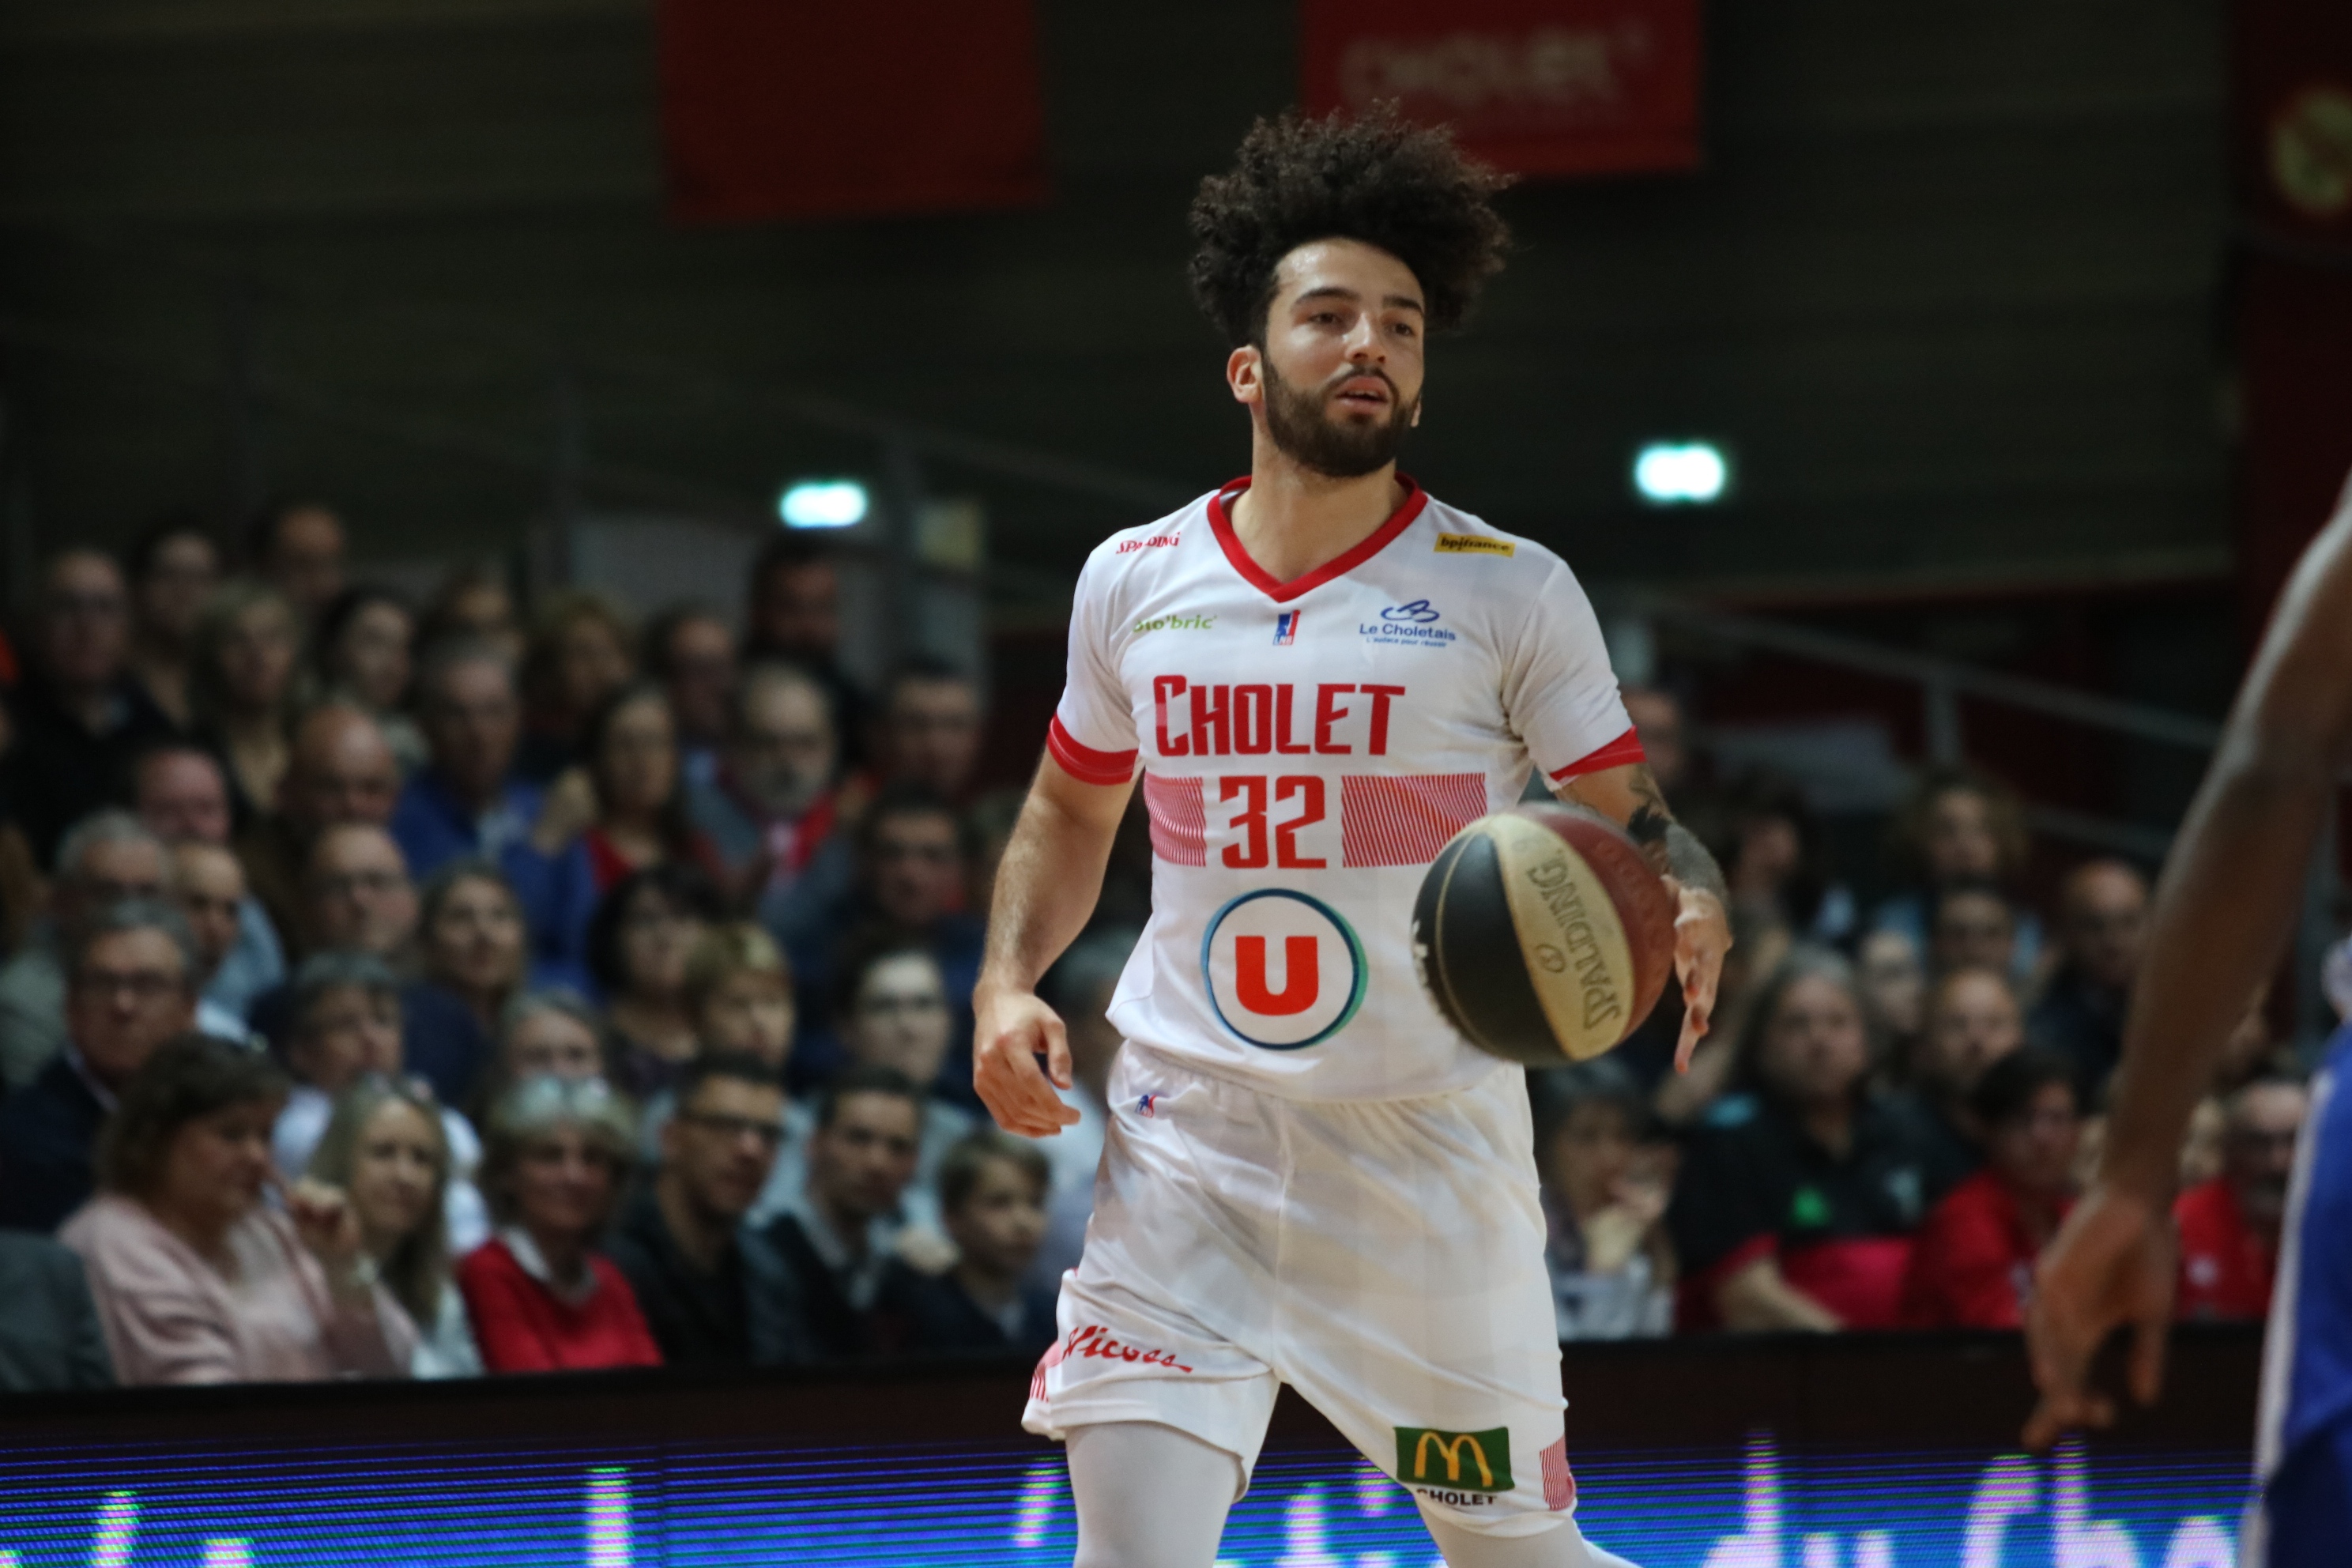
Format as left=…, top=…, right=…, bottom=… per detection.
left=1050, top=477, right=1639, bottom=1102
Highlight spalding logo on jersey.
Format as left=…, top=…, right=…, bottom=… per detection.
left=1199, top=888, right=1367, bottom=1050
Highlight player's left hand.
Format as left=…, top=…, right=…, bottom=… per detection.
left=1664, top=883, right=1728, bottom=1073
left=2023, top=1182, right=2177, bottom=1449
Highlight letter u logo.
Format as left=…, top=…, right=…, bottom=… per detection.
left=1234, top=935, right=1318, bottom=1015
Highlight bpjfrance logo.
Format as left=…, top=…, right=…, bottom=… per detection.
left=1199, top=889, right=1366, bottom=1050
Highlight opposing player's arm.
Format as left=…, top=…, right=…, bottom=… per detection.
left=1556, top=761, right=1731, bottom=1071
left=2025, top=474, right=2352, bottom=1449
left=973, top=753, right=1135, bottom=1138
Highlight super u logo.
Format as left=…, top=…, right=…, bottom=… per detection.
left=1199, top=889, right=1367, bottom=1050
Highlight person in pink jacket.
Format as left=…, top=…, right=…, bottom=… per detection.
left=61, top=1032, right=414, bottom=1385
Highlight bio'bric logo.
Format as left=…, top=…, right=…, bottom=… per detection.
left=1381, top=599, right=1442, bottom=624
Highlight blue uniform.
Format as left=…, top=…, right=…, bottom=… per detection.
left=2252, top=1025, right=2352, bottom=1565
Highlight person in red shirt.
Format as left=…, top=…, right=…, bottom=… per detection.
left=458, top=1076, right=662, bottom=1373
left=2173, top=1074, right=2309, bottom=1321
left=1902, top=1048, right=2082, bottom=1329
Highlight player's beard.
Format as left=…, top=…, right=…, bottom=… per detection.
left=1260, top=357, right=1418, bottom=479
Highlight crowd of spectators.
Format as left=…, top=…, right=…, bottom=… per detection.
left=0, top=501, right=2324, bottom=1394
left=1536, top=694, right=2320, bottom=1343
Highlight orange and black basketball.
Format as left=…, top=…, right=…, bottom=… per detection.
left=1412, top=804, right=1679, bottom=1066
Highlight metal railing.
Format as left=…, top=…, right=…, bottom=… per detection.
left=1645, top=597, right=2345, bottom=1047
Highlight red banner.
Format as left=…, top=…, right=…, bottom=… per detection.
left=2232, top=0, right=2352, bottom=631
left=1299, top=0, right=1702, bottom=179
left=659, top=0, right=1048, bottom=224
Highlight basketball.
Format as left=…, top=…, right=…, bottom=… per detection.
left=1411, top=804, right=1680, bottom=1065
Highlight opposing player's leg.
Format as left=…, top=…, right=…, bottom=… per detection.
left=1421, top=1510, right=1640, bottom=1568
left=1067, top=1422, right=1244, bottom=1568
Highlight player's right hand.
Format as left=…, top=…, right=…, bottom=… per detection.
left=2022, top=1183, right=2177, bottom=1449
left=973, top=978, right=1084, bottom=1139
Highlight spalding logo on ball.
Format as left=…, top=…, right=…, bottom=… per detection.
left=1412, top=804, right=1678, bottom=1065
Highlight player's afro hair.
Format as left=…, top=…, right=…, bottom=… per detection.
left=1188, top=106, right=1512, bottom=348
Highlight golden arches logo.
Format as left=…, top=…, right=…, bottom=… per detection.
left=1393, top=1426, right=1513, bottom=1492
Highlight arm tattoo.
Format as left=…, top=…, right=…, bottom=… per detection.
left=1621, top=767, right=1728, bottom=900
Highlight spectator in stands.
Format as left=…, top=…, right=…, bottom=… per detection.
left=1654, top=902, right=1791, bottom=1125
left=188, top=580, right=302, bottom=824
left=590, top=863, right=725, bottom=1099
left=540, top=684, right=724, bottom=891
left=469, top=989, right=609, bottom=1119
left=1871, top=766, right=2043, bottom=978
left=1898, top=966, right=2026, bottom=1201
left=1668, top=948, right=1935, bottom=1332
left=744, top=532, right=865, bottom=766
left=688, top=662, right=846, bottom=933
left=245, top=824, right=484, bottom=1105
left=393, top=639, right=595, bottom=975
left=458, top=1076, right=661, bottom=1373
left=0, top=810, right=172, bottom=1090
left=767, top=941, right=975, bottom=1223
left=1, top=549, right=176, bottom=867
left=643, top=603, right=736, bottom=790
left=1900, top=1048, right=2080, bottom=1330
left=2027, top=858, right=2150, bottom=1097
left=247, top=502, right=348, bottom=628
left=869, top=658, right=985, bottom=805
left=607, top=1053, right=815, bottom=1366
left=687, top=923, right=796, bottom=1070
left=134, top=745, right=285, bottom=1021
left=515, top=590, right=637, bottom=784
left=0, top=901, right=202, bottom=1231
left=1856, top=928, right=1926, bottom=1077
left=764, top=1064, right=927, bottom=1357
left=270, top=952, right=488, bottom=1253
left=1712, top=770, right=1853, bottom=944
left=2175, top=1075, right=2309, bottom=1321
left=0, top=1231, right=112, bottom=1390
left=1619, top=684, right=1690, bottom=795
left=418, top=860, right=531, bottom=1041
left=420, top=562, right=524, bottom=665
left=1927, top=881, right=2018, bottom=980
left=882, top=1132, right=1056, bottom=1356
left=234, top=703, right=403, bottom=953
left=306, top=1077, right=481, bottom=1378
left=62, top=1033, right=413, bottom=1384
left=122, top=514, right=220, bottom=730
left=1536, top=1062, right=1674, bottom=1340
left=170, top=842, right=262, bottom=1041
left=310, top=586, right=425, bottom=774
left=791, top=784, right=983, bottom=1092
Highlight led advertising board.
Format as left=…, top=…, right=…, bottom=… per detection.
left=0, top=1430, right=2247, bottom=1567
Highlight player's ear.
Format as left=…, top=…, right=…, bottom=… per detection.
left=1227, top=344, right=1262, bottom=407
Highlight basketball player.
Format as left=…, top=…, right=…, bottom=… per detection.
left=974, top=110, right=1730, bottom=1568
left=2024, top=471, right=2352, bottom=1563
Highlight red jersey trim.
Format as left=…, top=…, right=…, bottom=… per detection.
left=1047, top=716, right=1137, bottom=786
left=1549, top=726, right=1648, bottom=782
left=1206, top=473, right=1430, bottom=605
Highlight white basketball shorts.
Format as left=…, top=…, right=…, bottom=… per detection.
left=1023, top=1042, right=1583, bottom=1540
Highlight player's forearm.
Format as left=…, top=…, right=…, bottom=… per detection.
left=1562, top=763, right=1728, bottom=901
left=1717, top=1256, right=1840, bottom=1332
left=2102, top=752, right=2335, bottom=1198
left=978, top=766, right=1126, bottom=994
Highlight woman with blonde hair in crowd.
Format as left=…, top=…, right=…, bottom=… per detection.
left=189, top=579, right=303, bottom=824
left=62, top=1034, right=415, bottom=1385
left=418, top=860, right=532, bottom=1038
left=635, top=921, right=797, bottom=1162
left=456, top=1076, right=660, bottom=1373
left=515, top=589, right=636, bottom=785
left=307, top=1076, right=482, bottom=1378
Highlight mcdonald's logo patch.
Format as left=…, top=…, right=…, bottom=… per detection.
left=1394, top=1426, right=1513, bottom=1494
